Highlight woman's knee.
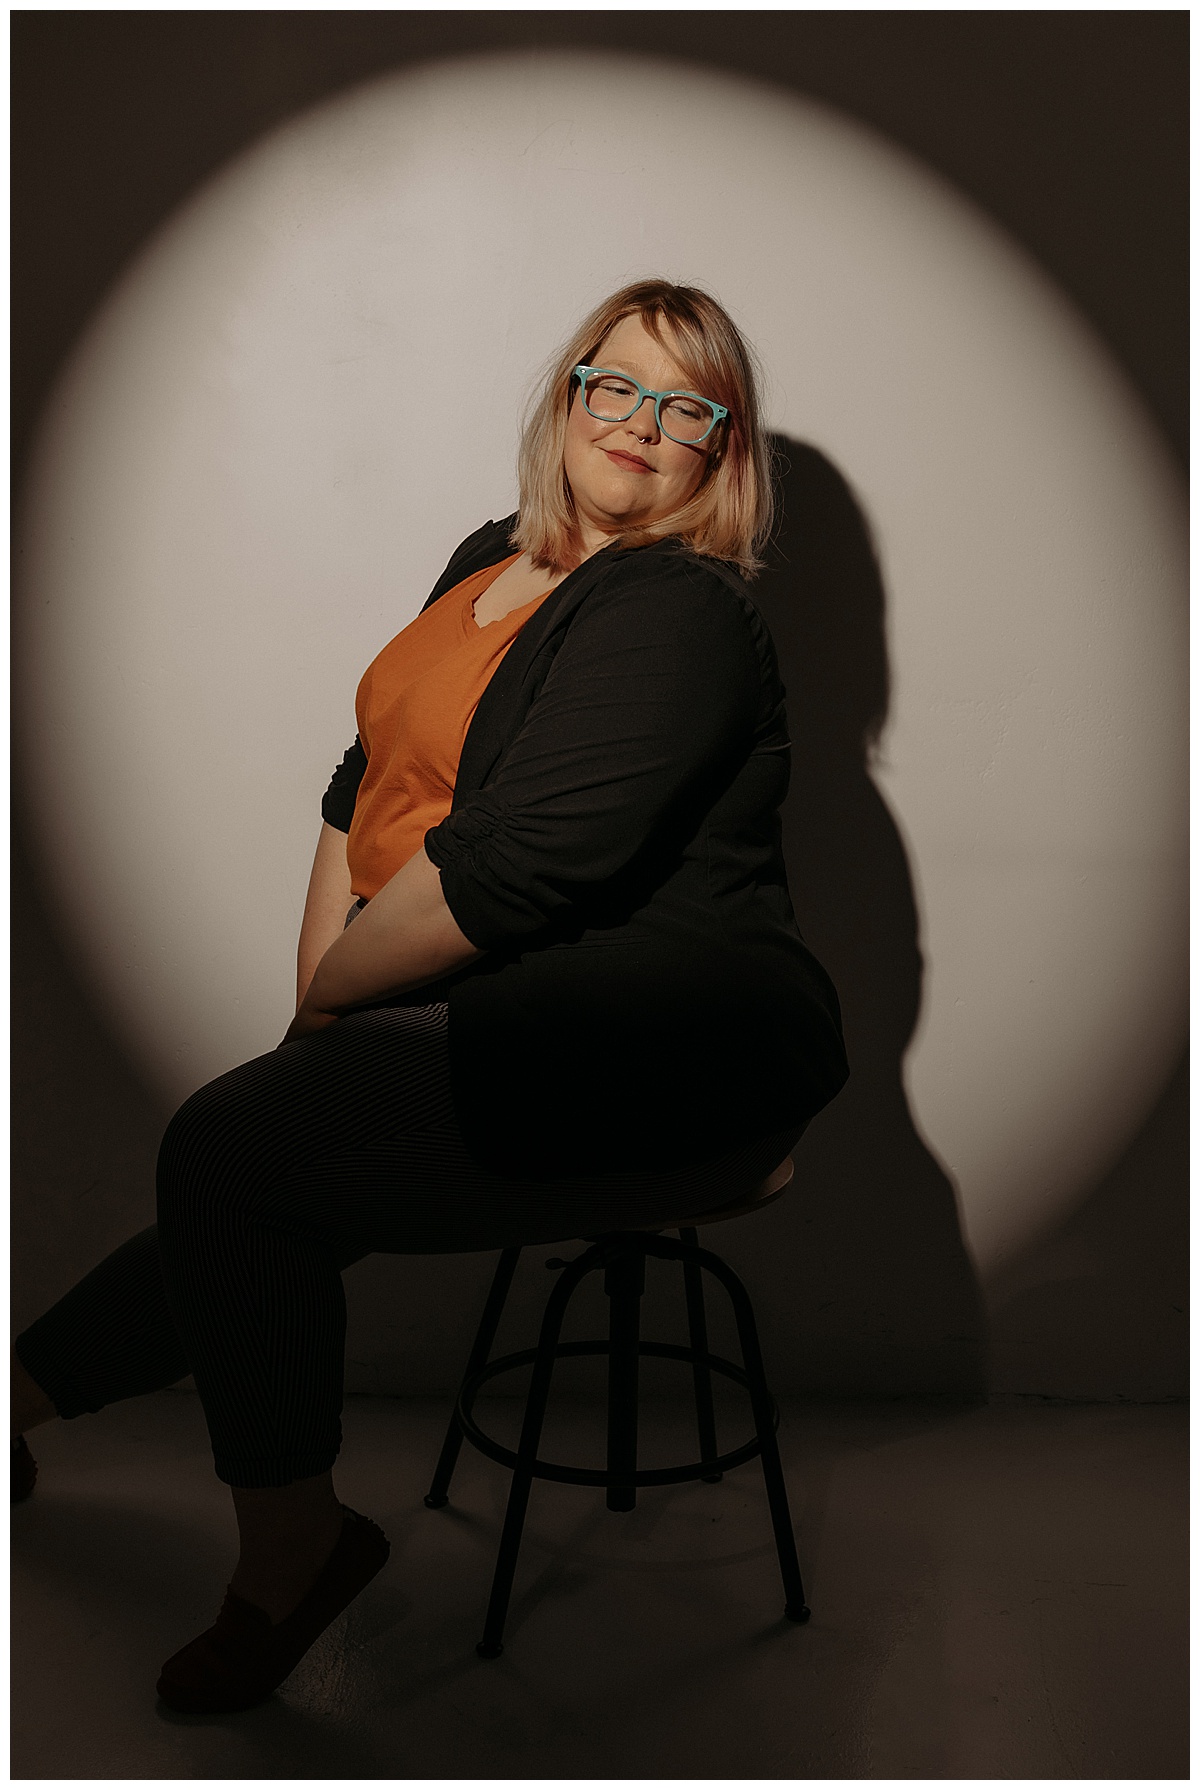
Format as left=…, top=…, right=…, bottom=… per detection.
left=156, top=1076, right=260, bottom=1232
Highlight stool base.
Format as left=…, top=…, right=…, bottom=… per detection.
left=427, top=1228, right=808, bottom=1658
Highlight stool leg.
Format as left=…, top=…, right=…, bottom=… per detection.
left=604, top=1246, right=645, bottom=1513
left=425, top=1247, right=522, bottom=1509
left=678, top=1227, right=722, bottom=1484
left=718, top=1263, right=810, bottom=1622
left=476, top=1253, right=591, bottom=1659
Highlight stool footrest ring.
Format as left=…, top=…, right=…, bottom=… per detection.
left=455, top=1338, right=780, bottom=1487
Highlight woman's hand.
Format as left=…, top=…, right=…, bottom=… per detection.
left=291, top=844, right=485, bottom=1029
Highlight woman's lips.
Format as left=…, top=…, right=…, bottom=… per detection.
left=603, top=449, right=653, bottom=474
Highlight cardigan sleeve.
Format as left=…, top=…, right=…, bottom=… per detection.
left=320, top=734, right=368, bottom=833
left=422, top=559, right=762, bottom=949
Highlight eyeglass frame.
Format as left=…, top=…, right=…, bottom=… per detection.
left=572, top=364, right=729, bottom=445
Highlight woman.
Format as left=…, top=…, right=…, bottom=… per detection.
left=12, top=280, right=849, bottom=1712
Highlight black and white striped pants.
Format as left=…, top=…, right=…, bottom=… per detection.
left=15, top=1001, right=802, bottom=1488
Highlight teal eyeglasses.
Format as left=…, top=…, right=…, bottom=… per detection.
left=573, top=365, right=729, bottom=446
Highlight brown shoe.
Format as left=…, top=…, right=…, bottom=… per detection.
left=11, top=1436, right=37, bottom=1503
left=156, top=1505, right=390, bottom=1713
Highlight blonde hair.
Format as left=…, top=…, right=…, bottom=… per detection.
left=511, top=280, right=774, bottom=578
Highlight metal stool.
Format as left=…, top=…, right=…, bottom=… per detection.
left=423, top=1154, right=809, bottom=1658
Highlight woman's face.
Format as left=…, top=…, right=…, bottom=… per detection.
left=562, top=313, right=716, bottom=546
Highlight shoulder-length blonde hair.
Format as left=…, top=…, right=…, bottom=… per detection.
left=511, top=280, right=774, bottom=578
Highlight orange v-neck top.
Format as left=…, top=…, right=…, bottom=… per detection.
left=346, top=554, right=552, bottom=900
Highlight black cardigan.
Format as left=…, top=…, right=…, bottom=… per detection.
left=323, top=516, right=849, bottom=1177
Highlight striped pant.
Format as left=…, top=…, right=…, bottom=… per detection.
left=15, top=1001, right=802, bottom=1488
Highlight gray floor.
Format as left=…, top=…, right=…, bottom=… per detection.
left=11, top=1391, right=1187, bottom=1780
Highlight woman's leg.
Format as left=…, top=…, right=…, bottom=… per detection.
left=16, top=992, right=798, bottom=1479
left=20, top=994, right=800, bottom=1628
left=14, top=1226, right=193, bottom=1427
left=12, top=1354, right=55, bottom=1438
left=227, top=1473, right=344, bottom=1621
left=156, top=1000, right=804, bottom=1471
left=148, top=1002, right=458, bottom=1623
left=152, top=1003, right=458, bottom=1492
left=11, top=1219, right=360, bottom=1612
left=14, top=1002, right=494, bottom=1616
left=154, top=997, right=803, bottom=1499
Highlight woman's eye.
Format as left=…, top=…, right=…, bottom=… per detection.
left=666, top=399, right=704, bottom=420
left=597, top=378, right=637, bottom=397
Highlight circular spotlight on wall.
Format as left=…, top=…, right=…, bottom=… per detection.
left=16, top=53, right=1186, bottom=1276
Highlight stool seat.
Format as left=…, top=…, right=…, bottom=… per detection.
left=637, top=1154, right=795, bottom=1232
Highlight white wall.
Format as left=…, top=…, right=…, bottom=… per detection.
left=17, top=52, right=1186, bottom=1281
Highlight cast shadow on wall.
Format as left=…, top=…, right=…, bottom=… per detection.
left=743, top=436, right=988, bottom=1398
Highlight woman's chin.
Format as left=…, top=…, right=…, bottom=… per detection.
left=581, top=496, right=658, bottom=534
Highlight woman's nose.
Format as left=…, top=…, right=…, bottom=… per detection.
left=626, top=396, right=659, bottom=440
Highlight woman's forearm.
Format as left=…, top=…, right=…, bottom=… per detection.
left=302, top=843, right=484, bottom=1018
left=296, top=822, right=355, bottom=1010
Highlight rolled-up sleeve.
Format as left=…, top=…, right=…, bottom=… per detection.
left=321, top=734, right=368, bottom=833
left=423, top=560, right=762, bottom=949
